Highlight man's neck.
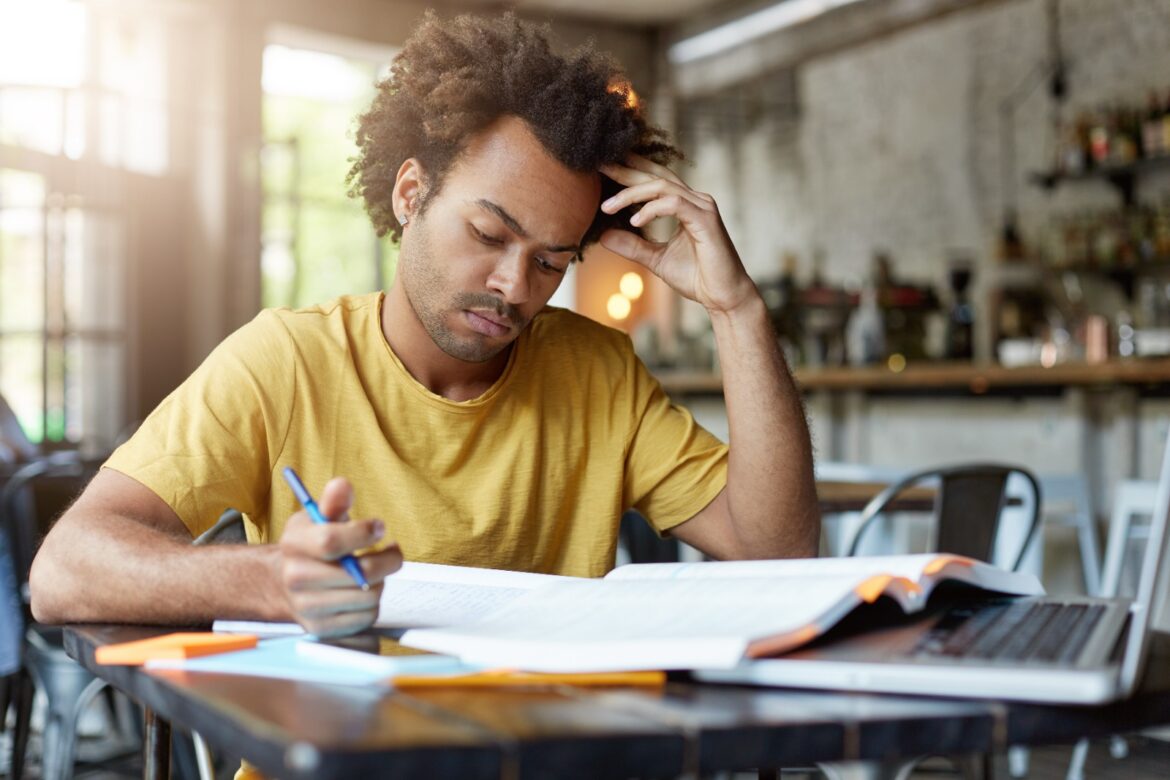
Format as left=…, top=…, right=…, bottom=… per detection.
left=380, top=284, right=512, bottom=402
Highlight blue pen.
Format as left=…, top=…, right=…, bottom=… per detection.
left=281, top=467, right=370, bottom=591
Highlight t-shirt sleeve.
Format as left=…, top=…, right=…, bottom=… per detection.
left=103, top=310, right=294, bottom=540
left=621, top=342, right=728, bottom=535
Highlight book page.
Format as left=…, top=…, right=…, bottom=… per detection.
left=606, top=555, right=1043, bottom=598
left=392, top=561, right=580, bottom=589
left=214, top=562, right=581, bottom=634
left=378, top=562, right=579, bottom=628
left=604, top=554, right=948, bottom=583
left=401, top=575, right=867, bottom=671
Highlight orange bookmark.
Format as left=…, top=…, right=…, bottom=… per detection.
left=95, top=633, right=258, bottom=665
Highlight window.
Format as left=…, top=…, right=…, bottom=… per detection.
left=0, top=0, right=162, bottom=447
left=261, top=35, right=399, bottom=309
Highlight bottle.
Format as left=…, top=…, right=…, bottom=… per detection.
left=1074, top=112, right=1093, bottom=169
left=772, top=252, right=804, bottom=364
left=1162, top=89, right=1170, bottom=157
left=1060, top=121, right=1086, bottom=174
left=999, top=211, right=1025, bottom=262
left=1089, top=107, right=1111, bottom=168
left=943, top=261, right=974, bottom=361
left=1116, top=310, right=1136, bottom=359
left=1113, top=105, right=1138, bottom=165
left=1142, top=92, right=1163, bottom=159
left=847, top=285, right=885, bottom=366
left=1155, top=199, right=1170, bottom=259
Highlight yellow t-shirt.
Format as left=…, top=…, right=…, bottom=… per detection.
left=106, top=292, right=727, bottom=577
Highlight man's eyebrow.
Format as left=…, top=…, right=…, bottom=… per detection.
left=474, top=199, right=581, bottom=254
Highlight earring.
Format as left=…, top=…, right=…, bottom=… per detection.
left=398, top=213, right=409, bottom=226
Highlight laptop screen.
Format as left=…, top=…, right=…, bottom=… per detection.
left=1118, top=428, right=1170, bottom=692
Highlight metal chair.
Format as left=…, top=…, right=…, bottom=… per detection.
left=1, top=452, right=140, bottom=780
left=1065, top=478, right=1161, bottom=780
left=843, top=463, right=1043, bottom=572
left=814, top=460, right=910, bottom=557
left=831, top=464, right=1043, bottom=780
left=1101, top=479, right=1160, bottom=599
left=1, top=501, right=34, bottom=779
left=1038, top=474, right=1103, bottom=595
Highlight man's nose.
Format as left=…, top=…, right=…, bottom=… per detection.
left=486, top=247, right=531, bottom=306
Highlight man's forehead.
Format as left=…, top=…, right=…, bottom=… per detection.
left=442, top=117, right=601, bottom=242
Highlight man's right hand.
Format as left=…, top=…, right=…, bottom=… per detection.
left=277, top=477, right=403, bottom=637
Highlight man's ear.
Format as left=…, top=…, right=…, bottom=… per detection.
left=393, top=158, right=425, bottom=223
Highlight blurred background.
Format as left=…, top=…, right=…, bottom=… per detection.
left=4, top=0, right=1170, bottom=572
left=2, top=0, right=1170, bottom=483
left=4, top=2, right=1170, bottom=777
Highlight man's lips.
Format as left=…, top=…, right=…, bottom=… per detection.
left=464, top=309, right=513, bottom=337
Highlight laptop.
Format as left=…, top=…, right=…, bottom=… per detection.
left=695, top=432, right=1170, bottom=704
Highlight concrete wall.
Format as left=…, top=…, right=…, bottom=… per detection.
left=679, top=0, right=1170, bottom=357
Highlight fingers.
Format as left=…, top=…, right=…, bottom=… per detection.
left=599, top=229, right=661, bottom=270
left=281, top=541, right=403, bottom=589
left=282, top=510, right=387, bottom=561
left=276, top=475, right=405, bottom=637
left=629, top=195, right=716, bottom=235
left=601, top=179, right=713, bottom=216
left=281, top=553, right=384, bottom=636
left=289, top=584, right=383, bottom=637
left=280, top=540, right=402, bottom=637
left=306, top=613, right=379, bottom=639
left=317, top=477, right=354, bottom=521
left=602, top=154, right=686, bottom=187
left=360, top=543, right=404, bottom=582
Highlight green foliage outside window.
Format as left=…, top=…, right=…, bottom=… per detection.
left=261, top=50, right=397, bottom=311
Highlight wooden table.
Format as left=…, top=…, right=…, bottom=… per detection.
left=816, top=481, right=935, bottom=514
left=65, top=626, right=1170, bottom=779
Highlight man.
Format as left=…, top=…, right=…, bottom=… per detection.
left=30, top=13, right=818, bottom=638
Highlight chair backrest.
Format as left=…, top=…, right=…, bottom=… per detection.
left=0, top=453, right=100, bottom=612
left=1101, top=479, right=1161, bottom=598
left=844, top=463, right=1042, bottom=572
left=0, top=525, right=21, bottom=675
left=0, top=393, right=37, bottom=464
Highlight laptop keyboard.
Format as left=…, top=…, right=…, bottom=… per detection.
left=911, top=601, right=1106, bottom=664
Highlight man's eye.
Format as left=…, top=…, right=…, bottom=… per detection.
left=471, top=226, right=503, bottom=245
left=536, top=257, right=566, bottom=275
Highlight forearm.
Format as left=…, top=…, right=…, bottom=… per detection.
left=710, top=293, right=819, bottom=557
left=30, top=511, right=289, bottom=625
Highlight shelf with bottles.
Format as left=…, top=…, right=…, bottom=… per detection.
left=1030, top=93, right=1170, bottom=207
left=1035, top=199, right=1170, bottom=294
left=1030, top=157, right=1170, bottom=206
left=761, top=266, right=939, bottom=368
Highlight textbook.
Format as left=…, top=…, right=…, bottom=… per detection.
left=217, top=556, right=1042, bottom=672
left=397, top=555, right=1043, bottom=672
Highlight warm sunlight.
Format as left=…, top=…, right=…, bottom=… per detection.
left=0, top=0, right=87, bottom=88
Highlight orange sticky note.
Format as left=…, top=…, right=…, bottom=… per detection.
left=95, top=633, right=257, bottom=665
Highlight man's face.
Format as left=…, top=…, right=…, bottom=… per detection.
left=396, top=117, right=601, bottom=363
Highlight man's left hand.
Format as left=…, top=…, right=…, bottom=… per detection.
left=599, top=156, right=756, bottom=315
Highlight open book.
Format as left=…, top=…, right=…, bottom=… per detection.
left=214, top=555, right=1042, bottom=672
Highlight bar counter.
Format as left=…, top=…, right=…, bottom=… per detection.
left=653, top=359, right=1170, bottom=522
left=656, top=358, right=1170, bottom=396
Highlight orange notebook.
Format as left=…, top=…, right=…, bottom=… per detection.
left=95, top=632, right=258, bottom=665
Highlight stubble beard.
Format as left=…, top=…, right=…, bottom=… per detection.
left=400, top=226, right=527, bottom=364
